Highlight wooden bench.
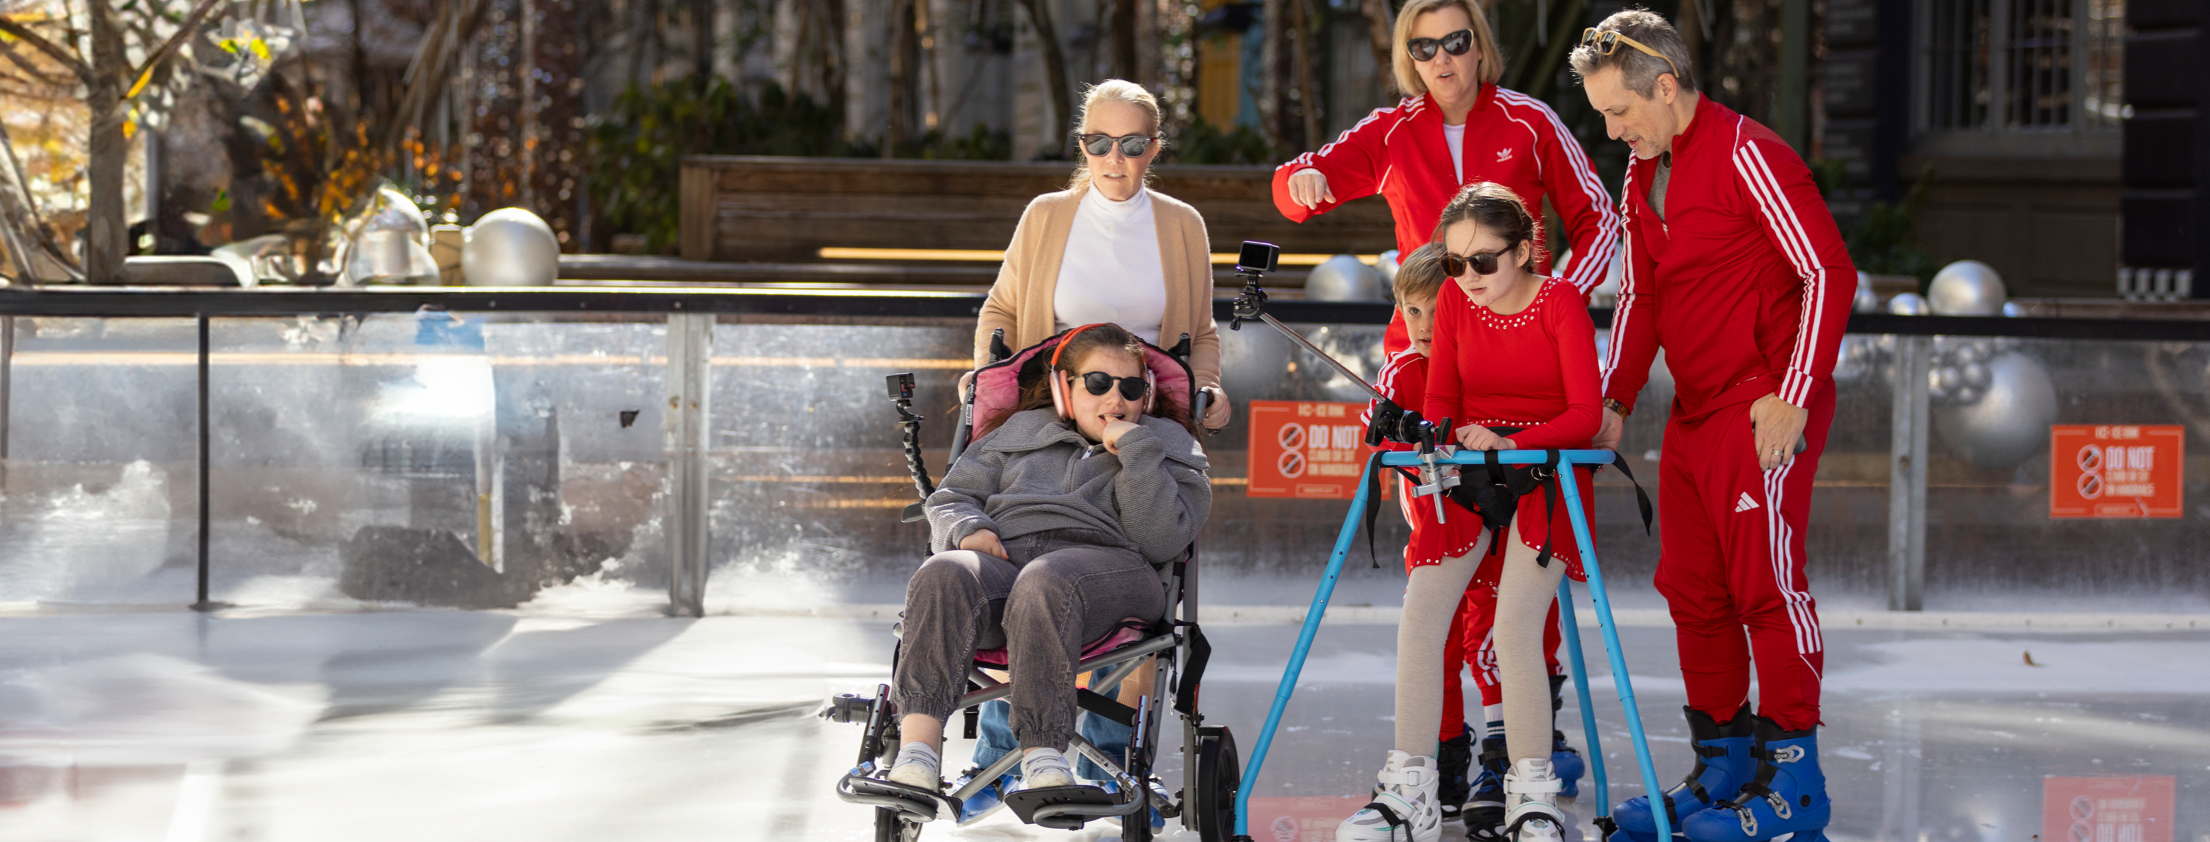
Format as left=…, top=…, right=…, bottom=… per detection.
left=678, top=156, right=1399, bottom=272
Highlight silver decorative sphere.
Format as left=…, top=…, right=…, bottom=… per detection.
left=1217, top=322, right=1294, bottom=405
left=1304, top=254, right=1389, bottom=302
left=461, top=208, right=560, bottom=286
left=1375, top=250, right=1401, bottom=284
left=1854, top=271, right=1880, bottom=313
left=1887, top=292, right=1930, bottom=316
left=348, top=230, right=441, bottom=285
left=360, top=186, right=429, bottom=238
left=1933, top=351, right=2057, bottom=470
left=1927, top=260, right=2006, bottom=316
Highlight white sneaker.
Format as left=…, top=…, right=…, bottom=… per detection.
left=1335, top=750, right=1443, bottom=842
left=1019, top=748, right=1075, bottom=789
left=887, top=759, right=940, bottom=791
left=1503, top=758, right=1569, bottom=841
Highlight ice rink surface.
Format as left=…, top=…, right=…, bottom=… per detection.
left=1, top=587, right=2206, bottom=842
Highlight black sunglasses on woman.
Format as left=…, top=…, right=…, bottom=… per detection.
left=1407, top=29, right=1473, bottom=62
left=1077, top=133, right=1159, bottom=158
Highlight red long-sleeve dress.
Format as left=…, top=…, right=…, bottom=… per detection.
left=1423, top=276, right=1602, bottom=583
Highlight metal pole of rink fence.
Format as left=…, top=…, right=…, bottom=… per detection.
left=1230, top=448, right=1672, bottom=842
left=1887, top=334, right=1930, bottom=611
left=664, top=312, right=713, bottom=617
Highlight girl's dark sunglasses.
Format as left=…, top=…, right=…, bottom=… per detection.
left=1407, top=29, right=1474, bottom=62
left=1443, top=243, right=1517, bottom=277
left=1072, top=371, right=1150, bottom=400
left=1078, top=133, right=1159, bottom=157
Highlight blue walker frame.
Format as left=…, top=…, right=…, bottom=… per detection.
left=1231, top=448, right=1671, bottom=841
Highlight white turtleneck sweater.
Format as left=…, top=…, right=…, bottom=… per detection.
left=1052, top=186, right=1168, bottom=345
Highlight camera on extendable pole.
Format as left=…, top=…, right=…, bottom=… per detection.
left=1228, top=240, right=1459, bottom=521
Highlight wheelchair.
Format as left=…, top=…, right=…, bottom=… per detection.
left=827, top=328, right=1240, bottom=842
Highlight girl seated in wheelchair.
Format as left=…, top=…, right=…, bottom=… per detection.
left=885, top=322, right=1211, bottom=795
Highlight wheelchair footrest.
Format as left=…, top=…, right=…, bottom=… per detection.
left=836, top=771, right=963, bottom=823
left=1003, top=783, right=1129, bottom=830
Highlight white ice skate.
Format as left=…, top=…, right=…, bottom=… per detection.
left=1335, top=750, right=1444, bottom=842
left=1503, top=758, right=1571, bottom=841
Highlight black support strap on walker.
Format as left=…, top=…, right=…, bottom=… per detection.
left=1606, top=450, right=1656, bottom=535
left=1359, top=449, right=1485, bottom=568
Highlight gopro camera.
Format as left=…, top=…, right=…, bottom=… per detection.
left=887, top=372, right=916, bottom=402
left=1236, top=241, right=1280, bottom=274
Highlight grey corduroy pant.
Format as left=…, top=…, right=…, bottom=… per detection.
left=891, top=528, right=1167, bottom=751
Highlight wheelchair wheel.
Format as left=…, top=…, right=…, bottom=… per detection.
left=872, top=807, right=921, bottom=842
left=1189, top=725, right=1240, bottom=842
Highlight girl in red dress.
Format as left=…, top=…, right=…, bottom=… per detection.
left=1423, top=182, right=1601, bottom=840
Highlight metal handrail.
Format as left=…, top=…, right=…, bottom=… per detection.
left=0, top=286, right=2204, bottom=341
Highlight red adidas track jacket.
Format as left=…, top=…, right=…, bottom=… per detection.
left=1272, top=85, right=1618, bottom=355
left=1600, top=96, right=1857, bottom=420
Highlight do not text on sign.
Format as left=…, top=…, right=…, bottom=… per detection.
left=2041, top=776, right=2173, bottom=842
left=1246, top=400, right=1372, bottom=499
left=2049, top=425, right=2185, bottom=518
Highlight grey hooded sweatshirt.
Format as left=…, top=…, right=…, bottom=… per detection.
left=925, top=409, right=1211, bottom=564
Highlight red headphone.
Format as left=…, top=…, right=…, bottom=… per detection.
left=1047, top=324, right=1155, bottom=420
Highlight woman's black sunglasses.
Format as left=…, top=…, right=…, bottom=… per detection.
left=1071, top=371, right=1150, bottom=400
left=1443, top=242, right=1518, bottom=277
left=1078, top=133, right=1159, bottom=158
left=1407, top=29, right=1474, bottom=62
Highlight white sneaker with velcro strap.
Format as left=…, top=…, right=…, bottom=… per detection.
left=1334, top=750, right=1443, bottom=842
left=1503, top=758, right=1571, bottom=841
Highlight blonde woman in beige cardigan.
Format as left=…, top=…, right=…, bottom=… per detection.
left=975, top=79, right=1231, bottom=431
left=954, top=81, right=1226, bottom=822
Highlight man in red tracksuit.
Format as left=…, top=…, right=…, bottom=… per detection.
left=1573, top=11, right=1854, bottom=842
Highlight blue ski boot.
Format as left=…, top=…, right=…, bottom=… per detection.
left=1548, top=677, right=1584, bottom=799
left=1681, top=717, right=1829, bottom=842
left=953, top=766, right=1018, bottom=826
left=1465, top=733, right=1510, bottom=841
left=1607, top=705, right=1756, bottom=842
left=1551, top=731, right=1584, bottom=799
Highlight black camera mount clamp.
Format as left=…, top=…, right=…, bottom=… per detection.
left=886, top=373, right=934, bottom=523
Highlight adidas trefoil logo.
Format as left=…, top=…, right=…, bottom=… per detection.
left=1734, top=492, right=1760, bottom=513
left=1496, top=148, right=1514, bottom=163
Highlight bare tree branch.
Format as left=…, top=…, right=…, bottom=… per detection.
left=0, top=14, right=96, bottom=86
left=124, top=0, right=223, bottom=99
left=0, top=33, right=74, bottom=87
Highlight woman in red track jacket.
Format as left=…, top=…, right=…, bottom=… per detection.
left=1271, top=0, right=1618, bottom=357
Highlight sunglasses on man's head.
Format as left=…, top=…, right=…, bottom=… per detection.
left=1578, top=28, right=1682, bottom=80
left=1070, top=371, right=1150, bottom=401
left=1077, top=133, right=1159, bottom=158
left=1407, top=29, right=1474, bottom=62
left=1443, top=243, right=1517, bottom=277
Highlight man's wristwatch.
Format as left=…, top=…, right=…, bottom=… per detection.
left=1603, top=398, right=1631, bottom=417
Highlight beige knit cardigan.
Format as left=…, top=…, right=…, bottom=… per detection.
left=974, top=186, right=1222, bottom=392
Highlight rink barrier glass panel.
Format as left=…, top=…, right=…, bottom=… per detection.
left=0, top=288, right=2201, bottom=613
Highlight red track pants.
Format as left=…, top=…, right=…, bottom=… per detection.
left=1654, top=387, right=1834, bottom=731
left=1439, top=583, right=1562, bottom=741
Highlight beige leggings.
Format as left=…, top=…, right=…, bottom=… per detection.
left=1391, top=527, right=1494, bottom=754
left=1493, top=528, right=1566, bottom=765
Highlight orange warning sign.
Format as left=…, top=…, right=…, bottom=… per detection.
left=1246, top=400, right=1372, bottom=499
left=2042, top=776, right=2174, bottom=842
left=2050, top=425, right=2185, bottom=518
left=1245, top=796, right=1373, bottom=842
